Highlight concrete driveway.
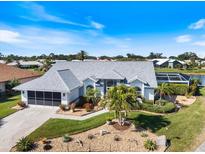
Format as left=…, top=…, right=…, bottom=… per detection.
left=0, top=107, right=57, bottom=152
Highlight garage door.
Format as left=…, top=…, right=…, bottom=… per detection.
left=27, top=91, right=61, bottom=106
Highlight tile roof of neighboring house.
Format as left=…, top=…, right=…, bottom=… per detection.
left=14, top=61, right=157, bottom=92
left=0, top=64, right=41, bottom=83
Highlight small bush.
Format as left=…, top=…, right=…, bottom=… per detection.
left=141, top=101, right=176, bottom=113
left=155, top=99, right=169, bottom=106
left=144, top=139, right=157, bottom=151
left=59, top=104, right=67, bottom=111
left=83, top=103, right=94, bottom=112
left=63, top=134, right=72, bottom=142
left=169, top=84, right=189, bottom=95
left=43, top=144, right=52, bottom=151
left=16, top=137, right=34, bottom=152
left=114, top=135, right=121, bottom=141
left=141, top=132, right=148, bottom=137
left=17, top=101, right=26, bottom=108
left=87, top=134, right=95, bottom=140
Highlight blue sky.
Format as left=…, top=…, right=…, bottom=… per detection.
left=1, top=1, right=205, bottom=57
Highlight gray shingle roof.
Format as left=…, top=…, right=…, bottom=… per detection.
left=14, top=68, right=82, bottom=92
left=52, top=61, right=157, bottom=88
left=14, top=61, right=157, bottom=92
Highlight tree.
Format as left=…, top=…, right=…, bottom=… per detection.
left=147, top=52, right=165, bottom=59
left=177, top=52, right=198, bottom=61
left=155, top=83, right=173, bottom=102
left=6, top=79, right=20, bottom=94
left=77, top=50, right=88, bottom=61
left=99, top=85, right=139, bottom=125
left=188, top=79, right=201, bottom=96
left=86, top=87, right=101, bottom=105
left=41, top=58, right=52, bottom=72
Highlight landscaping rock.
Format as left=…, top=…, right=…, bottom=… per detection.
left=156, top=135, right=167, bottom=146
left=99, top=130, right=109, bottom=136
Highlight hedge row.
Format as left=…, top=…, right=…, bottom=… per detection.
left=168, top=84, right=189, bottom=95
left=140, top=100, right=176, bottom=113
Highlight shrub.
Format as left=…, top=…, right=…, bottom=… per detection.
left=114, top=135, right=121, bottom=141
left=17, top=101, right=26, bottom=108
left=155, top=99, right=169, bottom=106
left=87, top=134, right=95, bottom=140
left=59, top=104, right=67, bottom=111
left=141, top=101, right=176, bottom=113
left=16, top=137, right=34, bottom=152
left=83, top=103, right=94, bottom=112
left=169, top=84, right=189, bottom=95
left=144, top=139, right=157, bottom=151
left=141, top=132, right=148, bottom=137
left=63, top=134, right=72, bottom=142
left=43, top=144, right=52, bottom=151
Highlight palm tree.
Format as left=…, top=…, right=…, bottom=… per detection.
left=155, top=83, right=173, bottom=102
left=41, top=58, right=52, bottom=72
left=188, top=79, right=201, bottom=95
left=100, top=85, right=139, bottom=125
left=77, top=50, right=87, bottom=61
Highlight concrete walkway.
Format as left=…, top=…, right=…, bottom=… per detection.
left=52, top=109, right=108, bottom=120
left=0, top=107, right=57, bottom=152
left=0, top=106, right=108, bottom=152
left=195, top=142, right=205, bottom=152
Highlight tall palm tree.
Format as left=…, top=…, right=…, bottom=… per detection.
left=156, top=83, right=173, bottom=101
left=100, top=85, right=139, bottom=125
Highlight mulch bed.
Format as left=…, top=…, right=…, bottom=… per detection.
left=112, top=121, right=131, bottom=131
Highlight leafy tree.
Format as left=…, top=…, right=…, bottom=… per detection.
left=99, top=85, right=139, bottom=125
left=147, top=52, right=165, bottom=59
left=177, top=52, right=198, bottom=61
left=6, top=79, right=20, bottom=93
left=155, top=83, right=173, bottom=103
left=86, top=87, right=101, bottom=105
left=77, top=50, right=88, bottom=61
left=41, top=58, right=52, bottom=72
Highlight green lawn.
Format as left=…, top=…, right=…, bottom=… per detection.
left=0, top=94, right=20, bottom=118
left=155, top=67, right=205, bottom=75
left=28, top=97, right=205, bottom=152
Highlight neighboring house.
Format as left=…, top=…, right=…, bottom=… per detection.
left=7, top=60, right=43, bottom=68
left=14, top=61, right=157, bottom=107
left=150, top=58, right=186, bottom=68
left=0, top=64, right=41, bottom=94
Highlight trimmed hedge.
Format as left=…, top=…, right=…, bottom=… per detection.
left=168, top=84, right=189, bottom=95
left=141, top=100, right=176, bottom=113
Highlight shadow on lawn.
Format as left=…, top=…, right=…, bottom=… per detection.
left=129, top=114, right=171, bottom=133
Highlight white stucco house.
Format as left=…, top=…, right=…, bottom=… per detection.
left=14, top=61, right=158, bottom=106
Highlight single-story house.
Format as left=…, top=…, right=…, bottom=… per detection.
left=7, top=60, right=43, bottom=68
left=14, top=61, right=158, bottom=107
left=150, top=58, right=186, bottom=68
left=0, top=64, right=40, bottom=93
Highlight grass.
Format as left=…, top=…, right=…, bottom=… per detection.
left=28, top=112, right=115, bottom=141
left=28, top=97, right=205, bottom=151
left=199, top=87, right=205, bottom=96
left=155, top=67, right=205, bottom=75
left=0, top=94, right=20, bottom=118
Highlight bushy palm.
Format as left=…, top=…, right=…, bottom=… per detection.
left=100, top=85, right=139, bottom=125
left=188, top=79, right=201, bottom=96
left=86, top=87, right=101, bottom=105
left=156, top=83, right=173, bottom=101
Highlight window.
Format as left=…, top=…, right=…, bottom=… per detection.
left=28, top=91, right=35, bottom=98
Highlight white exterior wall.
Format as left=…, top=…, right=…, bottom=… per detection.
left=61, top=92, right=68, bottom=105
left=144, top=88, right=155, bottom=100
left=129, top=79, right=144, bottom=96
left=0, top=82, right=5, bottom=92
left=21, top=90, right=28, bottom=105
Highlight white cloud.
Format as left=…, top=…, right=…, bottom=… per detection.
left=0, top=30, right=26, bottom=43
left=90, top=21, right=105, bottom=30
left=193, top=41, right=205, bottom=46
left=175, top=35, right=192, bottom=43
left=189, top=19, right=205, bottom=30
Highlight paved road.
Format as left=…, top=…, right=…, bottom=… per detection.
left=195, top=142, right=205, bottom=152
left=0, top=107, right=57, bottom=152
